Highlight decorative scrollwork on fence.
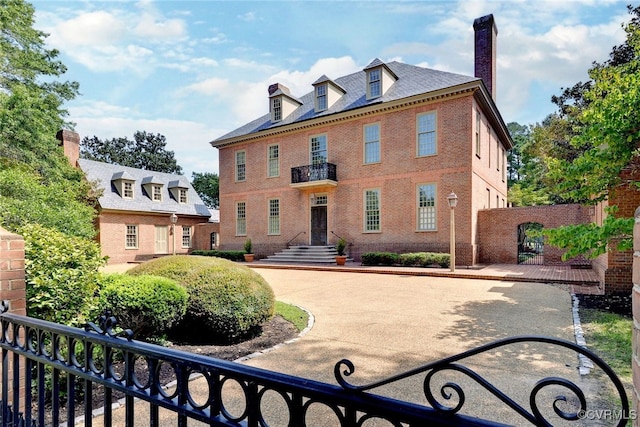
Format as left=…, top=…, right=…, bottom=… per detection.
left=335, top=335, right=629, bottom=426
left=84, top=310, right=133, bottom=340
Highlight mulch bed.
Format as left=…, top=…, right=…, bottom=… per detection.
left=576, top=293, right=632, bottom=317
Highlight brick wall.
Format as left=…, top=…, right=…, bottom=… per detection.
left=477, top=205, right=591, bottom=264
left=218, top=92, right=508, bottom=265
left=0, top=227, right=26, bottom=412
left=633, top=206, right=640, bottom=424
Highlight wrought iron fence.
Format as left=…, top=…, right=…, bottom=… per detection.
left=0, top=301, right=630, bottom=426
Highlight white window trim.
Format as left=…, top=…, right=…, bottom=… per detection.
left=416, top=111, right=438, bottom=157
left=310, top=134, right=328, bottom=165
left=236, top=201, right=247, bottom=236
left=268, top=198, right=280, bottom=235
left=367, top=68, right=382, bottom=100
left=475, top=110, right=482, bottom=158
left=123, top=181, right=134, bottom=199
left=235, top=150, right=246, bottom=182
left=363, top=122, right=381, bottom=164
left=125, top=224, right=138, bottom=249
left=267, top=144, right=280, bottom=178
left=416, top=183, right=437, bottom=232
left=315, top=84, right=328, bottom=112
left=181, top=226, right=192, bottom=248
left=272, top=97, right=282, bottom=122
left=178, top=188, right=188, bottom=204
left=363, top=188, right=381, bottom=233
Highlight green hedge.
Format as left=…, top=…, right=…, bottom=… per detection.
left=128, top=255, right=274, bottom=343
left=361, top=251, right=450, bottom=268
left=190, top=250, right=245, bottom=262
left=97, top=274, right=188, bottom=340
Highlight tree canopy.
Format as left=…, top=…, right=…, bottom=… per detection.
left=80, top=131, right=183, bottom=174
left=191, top=172, right=219, bottom=208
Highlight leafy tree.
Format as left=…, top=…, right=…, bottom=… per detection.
left=81, top=131, right=183, bottom=174
left=543, top=8, right=640, bottom=258
left=191, top=171, right=219, bottom=208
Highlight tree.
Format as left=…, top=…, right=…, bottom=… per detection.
left=191, top=172, right=219, bottom=208
left=543, top=8, right=640, bottom=258
left=80, top=131, right=183, bottom=174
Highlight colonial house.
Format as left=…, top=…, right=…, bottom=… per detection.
left=209, top=15, right=512, bottom=265
left=57, top=130, right=218, bottom=264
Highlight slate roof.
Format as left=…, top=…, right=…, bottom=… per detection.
left=212, top=60, right=480, bottom=144
left=78, top=159, right=211, bottom=218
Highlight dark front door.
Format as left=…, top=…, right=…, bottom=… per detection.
left=311, top=206, right=327, bottom=245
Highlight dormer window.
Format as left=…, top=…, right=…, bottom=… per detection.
left=272, top=97, right=282, bottom=122
left=368, top=69, right=381, bottom=98
left=316, top=84, right=327, bottom=111
left=168, top=180, right=189, bottom=205
left=364, top=59, right=398, bottom=101
left=142, top=176, right=164, bottom=201
left=152, top=185, right=162, bottom=201
left=123, top=181, right=134, bottom=198
left=179, top=188, right=188, bottom=204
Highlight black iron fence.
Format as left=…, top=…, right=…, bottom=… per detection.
left=291, top=163, right=337, bottom=184
left=0, top=301, right=630, bottom=426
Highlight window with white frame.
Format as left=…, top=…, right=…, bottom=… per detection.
left=364, top=189, right=381, bottom=232
left=367, top=68, right=381, bottom=98
left=417, top=112, right=436, bottom=156
left=268, top=199, right=280, bottom=235
left=502, top=148, right=506, bottom=181
left=272, top=97, right=282, bottom=122
left=210, top=232, right=217, bottom=249
left=179, top=188, right=188, bottom=204
left=267, top=144, right=279, bottom=177
left=496, top=140, right=500, bottom=171
left=182, top=226, right=191, bottom=248
left=125, top=225, right=138, bottom=248
left=235, top=150, right=246, bottom=182
left=364, top=123, right=380, bottom=164
left=475, top=110, right=481, bottom=157
left=310, top=135, right=327, bottom=164
left=123, top=181, right=134, bottom=198
left=316, top=84, right=327, bottom=111
left=236, top=202, right=246, bottom=236
left=152, top=185, right=162, bottom=201
left=417, top=184, right=436, bottom=231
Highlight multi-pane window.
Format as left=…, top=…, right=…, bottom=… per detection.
left=272, top=97, right=282, bottom=122
left=123, top=181, right=134, bottom=198
left=236, top=202, right=246, bottom=236
left=268, top=144, right=279, bottom=177
left=417, top=112, right=436, bottom=156
left=152, top=185, right=162, bottom=201
left=182, top=226, right=191, bottom=248
left=496, top=140, right=500, bottom=171
left=364, top=189, right=381, bottom=232
left=475, top=110, right=481, bottom=157
left=125, top=225, right=138, bottom=248
left=368, top=68, right=381, bottom=98
left=310, top=135, right=327, bottom=164
left=316, top=84, right=327, bottom=111
left=417, top=184, right=436, bottom=231
left=210, top=232, right=217, bottom=249
left=502, top=148, right=506, bottom=181
left=235, top=151, right=246, bottom=182
left=268, top=199, right=280, bottom=235
left=364, top=123, right=380, bottom=164
left=179, top=188, right=188, bottom=204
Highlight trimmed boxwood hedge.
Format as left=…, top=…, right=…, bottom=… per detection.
left=128, top=255, right=275, bottom=343
left=190, top=250, right=245, bottom=262
left=361, top=252, right=450, bottom=268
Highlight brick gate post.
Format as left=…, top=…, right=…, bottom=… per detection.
left=633, top=207, right=640, bottom=425
left=0, top=226, right=26, bottom=413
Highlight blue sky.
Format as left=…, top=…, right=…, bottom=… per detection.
left=31, top=0, right=630, bottom=177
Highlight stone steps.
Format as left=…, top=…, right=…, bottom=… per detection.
left=265, top=245, right=341, bottom=263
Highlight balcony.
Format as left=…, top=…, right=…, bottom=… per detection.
left=290, top=162, right=338, bottom=189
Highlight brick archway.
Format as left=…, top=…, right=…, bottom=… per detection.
left=477, top=204, right=591, bottom=264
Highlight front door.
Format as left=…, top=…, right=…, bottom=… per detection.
left=311, top=206, right=327, bottom=245
left=155, top=226, right=168, bottom=254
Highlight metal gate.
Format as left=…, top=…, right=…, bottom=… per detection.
left=517, top=222, right=544, bottom=265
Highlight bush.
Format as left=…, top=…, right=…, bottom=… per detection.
left=361, top=252, right=400, bottom=266
left=97, top=274, right=188, bottom=340
left=21, top=223, right=106, bottom=326
left=128, top=255, right=275, bottom=343
left=361, top=251, right=450, bottom=268
left=190, top=250, right=245, bottom=262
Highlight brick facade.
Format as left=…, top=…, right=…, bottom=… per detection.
left=477, top=205, right=591, bottom=264
left=217, top=93, right=508, bottom=265
left=633, top=206, right=640, bottom=424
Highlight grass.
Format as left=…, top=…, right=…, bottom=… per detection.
left=275, top=301, right=309, bottom=332
left=580, top=308, right=632, bottom=384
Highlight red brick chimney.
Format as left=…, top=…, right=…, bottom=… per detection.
left=56, top=129, right=80, bottom=167
left=473, top=14, right=498, bottom=100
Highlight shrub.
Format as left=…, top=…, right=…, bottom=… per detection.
left=97, top=274, right=188, bottom=340
left=190, top=250, right=245, bottom=262
left=128, top=255, right=275, bottom=343
left=361, top=252, right=400, bottom=266
left=21, top=223, right=106, bottom=326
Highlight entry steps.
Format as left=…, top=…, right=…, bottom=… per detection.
left=265, top=245, right=344, bottom=264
